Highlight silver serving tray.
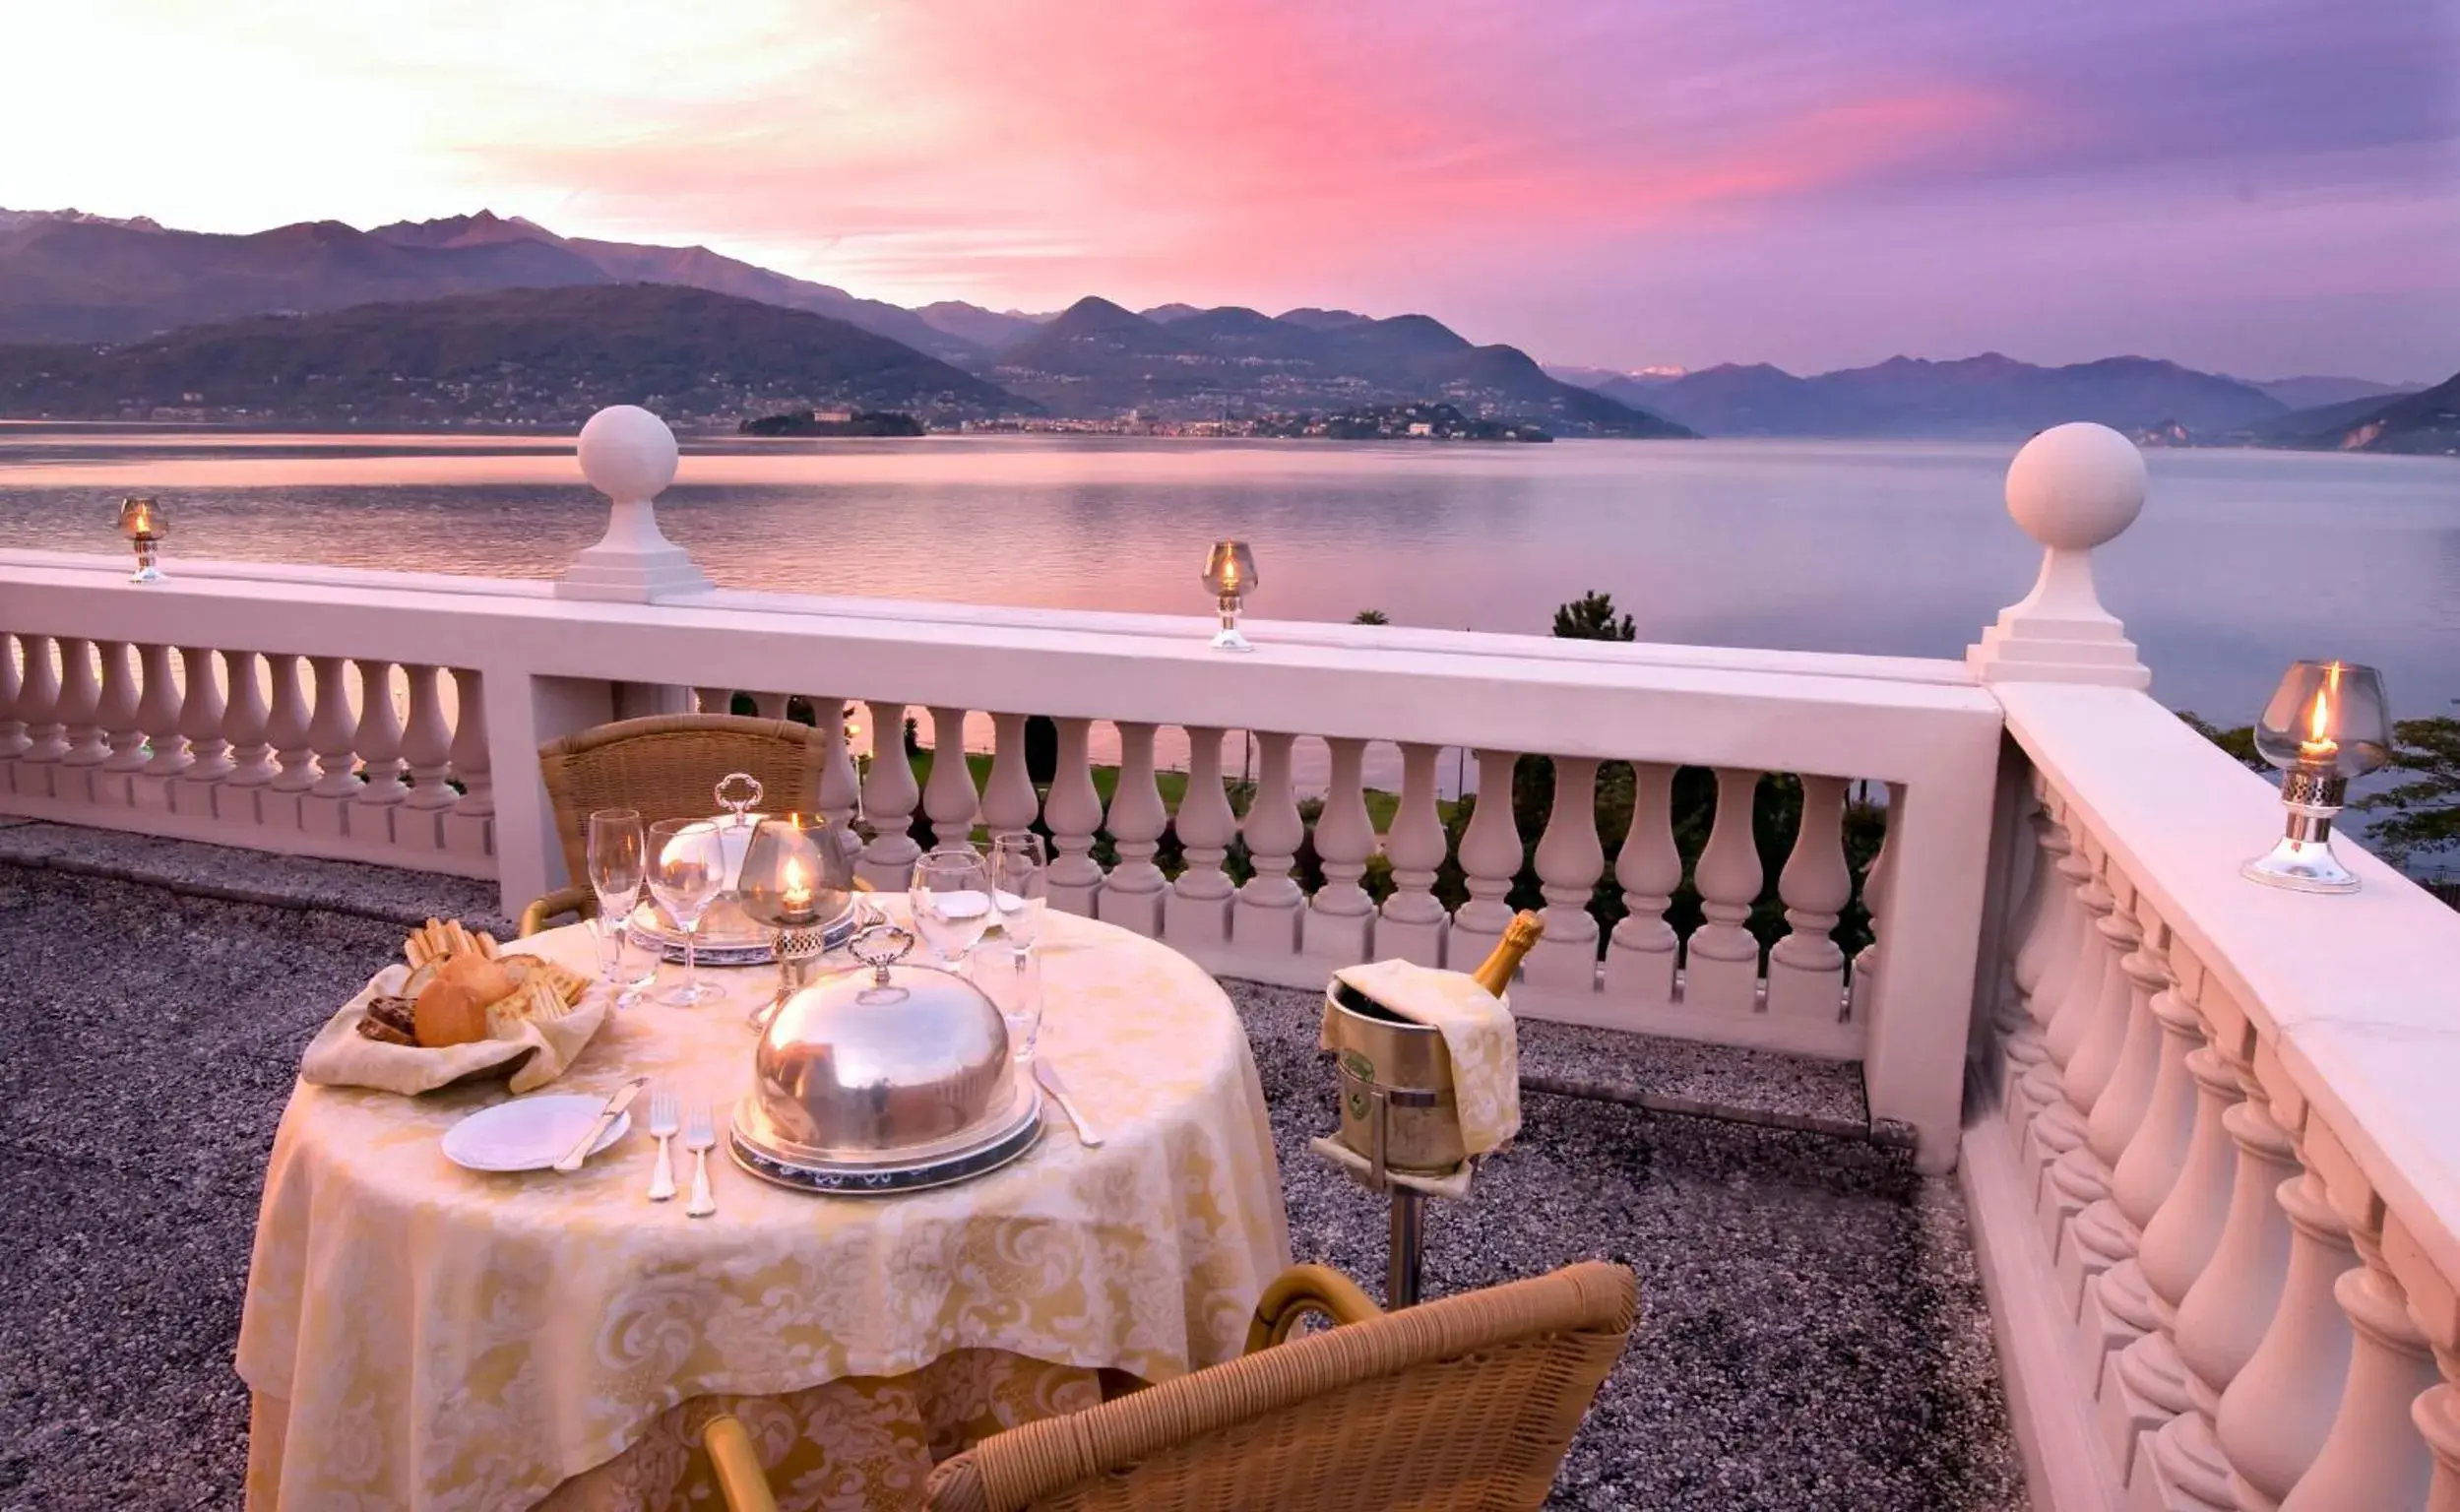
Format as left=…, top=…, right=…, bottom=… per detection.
left=629, top=894, right=861, bottom=966
left=726, top=1084, right=1045, bottom=1196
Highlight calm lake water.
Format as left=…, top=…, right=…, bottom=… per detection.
left=1, top=427, right=2453, bottom=726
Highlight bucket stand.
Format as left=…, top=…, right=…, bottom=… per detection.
left=1310, top=1080, right=1472, bottom=1309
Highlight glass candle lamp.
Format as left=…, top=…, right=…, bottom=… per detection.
left=118, top=496, right=166, bottom=583
left=2241, top=660, right=2391, bottom=894
left=737, top=813, right=852, bottom=1024
left=1202, top=539, right=1259, bottom=651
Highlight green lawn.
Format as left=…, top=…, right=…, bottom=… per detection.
left=903, top=749, right=1446, bottom=831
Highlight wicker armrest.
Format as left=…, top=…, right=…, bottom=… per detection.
left=518, top=884, right=599, bottom=939
left=702, top=1416, right=780, bottom=1512
left=1245, top=1263, right=1387, bottom=1353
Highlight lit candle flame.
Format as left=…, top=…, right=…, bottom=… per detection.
left=782, top=853, right=813, bottom=914
left=2298, top=666, right=2340, bottom=764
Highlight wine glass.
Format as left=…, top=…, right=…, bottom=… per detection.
left=988, top=831, right=1048, bottom=954
left=647, top=818, right=726, bottom=1007
left=978, top=943, right=1041, bottom=1064
left=909, top=846, right=992, bottom=971
left=587, top=808, right=646, bottom=996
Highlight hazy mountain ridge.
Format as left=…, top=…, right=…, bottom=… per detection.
left=986, top=296, right=1689, bottom=435
left=0, top=284, right=1030, bottom=426
left=2248, top=371, right=2460, bottom=455
left=1615, top=353, right=2290, bottom=439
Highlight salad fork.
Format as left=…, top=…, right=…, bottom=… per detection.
left=646, top=1091, right=680, bottom=1203
left=683, top=1104, right=718, bottom=1218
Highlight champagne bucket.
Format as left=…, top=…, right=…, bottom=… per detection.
left=1323, top=990, right=1467, bottom=1174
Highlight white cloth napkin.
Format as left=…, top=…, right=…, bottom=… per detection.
left=1322, top=959, right=1521, bottom=1155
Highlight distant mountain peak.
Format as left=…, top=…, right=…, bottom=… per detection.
left=1276, top=307, right=1370, bottom=331
left=0, top=207, right=166, bottom=234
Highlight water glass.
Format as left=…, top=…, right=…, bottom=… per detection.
left=978, top=944, right=1042, bottom=1063
left=988, top=831, right=1048, bottom=952
left=587, top=808, right=646, bottom=990
left=909, top=846, right=992, bottom=970
left=648, top=818, right=726, bottom=1007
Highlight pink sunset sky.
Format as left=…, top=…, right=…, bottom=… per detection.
left=4, top=0, right=2454, bottom=379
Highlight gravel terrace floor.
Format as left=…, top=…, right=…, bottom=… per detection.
left=0, top=827, right=2024, bottom=1511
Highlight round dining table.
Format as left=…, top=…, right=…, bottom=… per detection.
left=237, top=904, right=1292, bottom=1512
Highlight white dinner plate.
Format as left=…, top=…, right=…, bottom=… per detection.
left=443, top=1095, right=631, bottom=1173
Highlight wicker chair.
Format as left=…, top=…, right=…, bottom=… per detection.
left=517, top=714, right=831, bottom=937
left=699, top=1261, right=1636, bottom=1512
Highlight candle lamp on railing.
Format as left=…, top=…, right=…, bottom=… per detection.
left=2241, top=659, right=2391, bottom=894
left=736, top=813, right=852, bottom=1026
left=117, top=496, right=166, bottom=583
left=1202, top=539, right=1258, bottom=651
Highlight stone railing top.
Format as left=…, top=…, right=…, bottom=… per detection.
left=2000, top=677, right=2460, bottom=1292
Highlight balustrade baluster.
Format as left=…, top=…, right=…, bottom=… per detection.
left=1042, top=718, right=1104, bottom=915
left=2416, top=1374, right=2460, bottom=1512
left=2093, top=932, right=2216, bottom=1472
left=349, top=660, right=407, bottom=827
left=1849, top=785, right=1902, bottom=1022
left=303, top=655, right=360, bottom=843
left=978, top=713, right=1038, bottom=838
left=137, top=643, right=191, bottom=783
left=2218, top=1167, right=2360, bottom=1511
left=223, top=651, right=278, bottom=789
left=1768, top=773, right=1851, bottom=1022
left=2152, top=1000, right=2302, bottom=1511
left=1448, top=747, right=1523, bottom=972
left=1686, top=767, right=1764, bottom=1012
left=2024, top=843, right=2118, bottom=1227
left=1164, top=726, right=1236, bottom=953
left=2282, top=1196, right=2439, bottom=1512
left=1230, top=731, right=1303, bottom=955
left=1375, top=742, right=1448, bottom=967
left=1604, top=761, right=1679, bottom=1005
left=95, top=642, right=146, bottom=809
left=2041, top=875, right=2141, bottom=1293
left=2000, top=799, right=2077, bottom=1140
left=19, top=635, right=66, bottom=772
left=178, top=645, right=233, bottom=789
left=1525, top=755, right=1603, bottom=995
left=400, top=665, right=456, bottom=810
left=0, top=634, right=26, bottom=767
left=2016, top=829, right=2098, bottom=1142
left=750, top=690, right=788, bottom=721
left=265, top=655, right=316, bottom=819
left=439, top=667, right=492, bottom=860
left=801, top=696, right=862, bottom=871
left=695, top=687, right=732, bottom=716
left=921, top=706, right=979, bottom=850
left=856, top=701, right=922, bottom=889
left=1301, top=735, right=1376, bottom=963
left=1094, top=722, right=1167, bottom=937
left=2062, top=902, right=2171, bottom=1325
left=57, top=637, right=105, bottom=772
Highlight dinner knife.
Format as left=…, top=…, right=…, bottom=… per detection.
left=1035, top=1060, right=1103, bottom=1148
left=552, top=1076, right=649, bottom=1173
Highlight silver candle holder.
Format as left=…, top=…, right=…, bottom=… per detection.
left=2241, top=660, right=2390, bottom=894
left=736, top=813, right=852, bottom=1026
left=1202, top=538, right=1258, bottom=651
left=118, top=496, right=166, bottom=583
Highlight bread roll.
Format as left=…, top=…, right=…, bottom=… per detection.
left=413, top=978, right=490, bottom=1047
left=436, top=952, right=516, bottom=1006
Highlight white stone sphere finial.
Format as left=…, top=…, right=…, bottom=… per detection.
left=1967, top=420, right=2151, bottom=689
left=555, top=406, right=709, bottom=602
left=2004, top=421, right=2145, bottom=552
left=577, top=404, right=680, bottom=503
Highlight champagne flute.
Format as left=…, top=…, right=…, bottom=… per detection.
left=988, top=831, right=1048, bottom=954
left=648, top=818, right=726, bottom=1007
left=909, top=846, right=992, bottom=971
left=586, top=808, right=646, bottom=996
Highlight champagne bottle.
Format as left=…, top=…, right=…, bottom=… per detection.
left=1469, top=910, right=1545, bottom=998
left=1330, top=909, right=1544, bottom=1021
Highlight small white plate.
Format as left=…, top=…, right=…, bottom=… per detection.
left=443, top=1095, right=631, bottom=1173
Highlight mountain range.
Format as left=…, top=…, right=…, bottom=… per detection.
left=0, top=206, right=2437, bottom=444
left=0, top=284, right=1017, bottom=426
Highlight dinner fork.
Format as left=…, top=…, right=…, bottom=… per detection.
left=683, top=1104, right=718, bottom=1219
left=646, top=1091, right=680, bottom=1203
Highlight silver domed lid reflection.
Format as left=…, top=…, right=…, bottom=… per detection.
left=740, top=925, right=1018, bottom=1161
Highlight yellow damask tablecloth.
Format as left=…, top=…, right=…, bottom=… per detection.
left=238, top=907, right=1291, bottom=1511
